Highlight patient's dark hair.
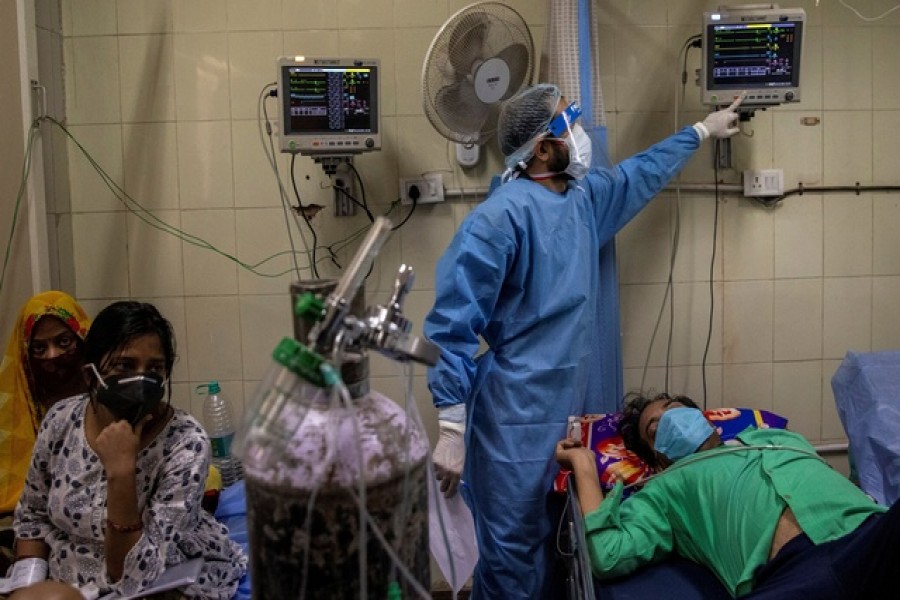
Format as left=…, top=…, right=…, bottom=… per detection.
left=618, top=392, right=700, bottom=469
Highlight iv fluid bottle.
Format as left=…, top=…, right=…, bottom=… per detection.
left=200, top=381, right=243, bottom=487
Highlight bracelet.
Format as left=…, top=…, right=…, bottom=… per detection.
left=106, top=518, right=143, bottom=533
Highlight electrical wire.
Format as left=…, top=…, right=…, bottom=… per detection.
left=639, top=34, right=700, bottom=396
left=838, top=0, right=900, bottom=21
left=259, top=86, right=306, bottom=279
left=345, top=161, right=375, bottom=222
left=700, top=152, right=721, bottom=411
left=391, top=197, right=417, bottom=231
left=0, top=120, right=39, bottom=297
left=290, top=153, right=320, bottom=278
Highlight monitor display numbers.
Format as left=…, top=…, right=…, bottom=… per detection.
left=710, top=23, right=799, bottom=87
left=287, top=67, right=375, bottom=133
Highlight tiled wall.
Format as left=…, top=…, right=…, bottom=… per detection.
left=55, top=0, right=900, bottom=449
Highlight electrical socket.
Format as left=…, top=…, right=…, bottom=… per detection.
left=743, top=169, right=784, bottom=197
left=400, top=173, right=444, bottom=205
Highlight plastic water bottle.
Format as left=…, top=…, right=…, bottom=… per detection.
left=198, top=381, right=243, bottom=487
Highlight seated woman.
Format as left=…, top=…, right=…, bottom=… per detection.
left=11, top=301, right=246, bottom=598
left=0, top=291, right=90, bottom=573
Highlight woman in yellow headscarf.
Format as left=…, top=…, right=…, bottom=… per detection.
left=0, top=291, right=90, bottom=571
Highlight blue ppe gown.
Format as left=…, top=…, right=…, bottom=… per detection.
left=424, top=126, right=702, bottom=599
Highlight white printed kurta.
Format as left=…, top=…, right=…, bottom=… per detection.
left=14, top=395, right=245, bottom=599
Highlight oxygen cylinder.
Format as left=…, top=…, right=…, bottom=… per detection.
left=237, top=280, right=431, bottom=599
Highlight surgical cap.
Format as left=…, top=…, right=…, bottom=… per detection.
left=497, top=83, right=562, bottom=170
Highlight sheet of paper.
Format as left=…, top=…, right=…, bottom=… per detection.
left=96, top=558, right=204, bottom=600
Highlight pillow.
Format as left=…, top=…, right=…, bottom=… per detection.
left=554, top=408, right=788, bottom=497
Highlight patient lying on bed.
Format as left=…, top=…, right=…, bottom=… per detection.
left=556, top=393, right=900, bottom=599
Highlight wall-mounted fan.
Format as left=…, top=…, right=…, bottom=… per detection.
left=422, top=2, right=534, bottom=166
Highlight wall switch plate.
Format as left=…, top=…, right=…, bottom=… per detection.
left=743, top=169, right=784, bottom=197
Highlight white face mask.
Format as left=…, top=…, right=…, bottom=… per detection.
left=564, top=123, right=592, bottom=180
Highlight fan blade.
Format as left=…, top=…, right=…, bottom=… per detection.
left=495, top=43, right=531, bottom=100
left=434, top=81, right=491, bottom=138
left=448, top=11, right=490, bottom=76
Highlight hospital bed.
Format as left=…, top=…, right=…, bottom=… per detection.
left=561, top=477, right=732, bottom=600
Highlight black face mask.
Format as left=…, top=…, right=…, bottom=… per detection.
left=91, top=369, right=166, bottom=426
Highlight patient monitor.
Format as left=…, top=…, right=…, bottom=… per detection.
left=701, top=4, right=805, bottom=108
left=277, top=56, right=381, bottom=156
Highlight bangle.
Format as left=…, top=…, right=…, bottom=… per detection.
left=106, top=518, right=143, bottom=533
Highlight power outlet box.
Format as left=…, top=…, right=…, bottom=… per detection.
left=743, top=169, right=784, bottom=197
left=400, top=173, right=444, bottom=205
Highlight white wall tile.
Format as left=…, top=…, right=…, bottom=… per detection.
left=623, top=365, right=724, bottom=409
left=598, top=0, right=668, bottom=27
left=142, top=295, right=189, bottom=383
left=173, top=0, right=227, bottom=33
left=723, top=362, right=773, bottom=412
left=238, top=294, right=293, bottom=382
left=872, top=110, right=900, bottom=185
left=872, top=276, right=900, bottom=351
left=72, top=212, right=130, bottom=298
left=820, top=358, right=846, bottom=440
left=671, top=195, right=723, bottom=284
left=723, top=280, right=773, bottom=363
left=235, top=207, right=300, bottom=294
left=230, top=120, right=289, bottom=209
left=614, top=27, right=671, bottom=114
left=823, top=276, right=872, bottom=358
left=185, top=296, right=243, bottom=381
left=773, top=278, right=823, bottom=361
left=227, top=32, right=283, bottom=120
left=396, top=115, right=458, bottom=182
left=173, top=33, right=230, bottom=121
left=783, top=25, right=823, bottom=112
left=116, top=0, right=173, bottom=34
left=394, top=28, right=433, bottom=117
left=873, top=194, right=900, bottom=276
left=822, top=111, right=872, bottom=185
left=670, top=281, right=723, bottom=367
left=773, top=360, right=822, bottom=441
left=181, top=209, right=239, bottom=296
left=722, top=197, right=774, bottom=281
left=122, top=123, right=180, bottom=210
left=823, top=28, right=872, bottom=110
left=282, top=30, right=340, bottom=57
left=773, top=111, right=823, bottom=188
left=731, top=109, right=774, bottom=173
left=282, top=0, right=338, bottom=30
left=64, top=36, right=121, bottom=124
left=63, top=0, right=118, bottom=36
left=394, top=0, right=447, bottom=27
left=873, top=28, right=900, bottom=109
left=773, top=194, right=823, bottom=279
left=176, top=121, right=234, bottom=210
left=67, top=124, right=124, bottom=212
left=823, top=193, right=872, bottom=276
left=620, top=282, right=670, bottom=369
left=616, top=197, right=671, bottom=285
left=226, top=0, right=282, bottom=31
left=338, top=0, right=393, bottom=29
left=127, top=210, right=185, bottom=297
left=118, top=35, right=176, bottom=123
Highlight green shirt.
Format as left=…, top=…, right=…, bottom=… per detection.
left=583, top=428, right=886, bottom=597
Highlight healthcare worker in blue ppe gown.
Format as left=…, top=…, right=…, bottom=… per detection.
left=424, top=83, right=743, bottom=600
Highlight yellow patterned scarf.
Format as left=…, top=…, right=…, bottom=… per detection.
left=0, top=291, right=90, bottom=513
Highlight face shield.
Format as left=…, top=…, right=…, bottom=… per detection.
left=497, top=84, right=562, bottom=179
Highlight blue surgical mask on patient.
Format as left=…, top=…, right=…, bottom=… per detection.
left=654, top=407, right=715, bottom=462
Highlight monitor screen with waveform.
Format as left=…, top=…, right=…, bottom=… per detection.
left=277, top=57, right=380, bottom=155
left=701, top=7, right=805, bottom=107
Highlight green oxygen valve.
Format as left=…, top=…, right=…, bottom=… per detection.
left=294, top=292, right=325, bottom=323
left=271, top=336, right=332, bottom=389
